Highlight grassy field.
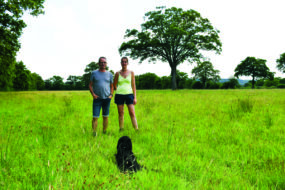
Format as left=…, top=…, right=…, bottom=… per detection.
left=0, top=89, right=285, bottom=189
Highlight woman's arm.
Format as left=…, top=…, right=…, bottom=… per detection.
left=131, top=71, right=137, bottom=105
left=113, top=72, right=119, bottom=90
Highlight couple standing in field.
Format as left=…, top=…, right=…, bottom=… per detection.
left=89, top=56, right=139, bottom=136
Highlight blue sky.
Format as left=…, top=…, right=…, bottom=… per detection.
left=17, top=0, right=285, bottom=80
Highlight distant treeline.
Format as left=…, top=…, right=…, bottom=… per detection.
left=4, top=61, right=285, bottom=91
left=135, top=72, right=285, bottom=89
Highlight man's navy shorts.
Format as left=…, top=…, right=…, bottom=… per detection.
left=93, top=98, right=111, bottom=118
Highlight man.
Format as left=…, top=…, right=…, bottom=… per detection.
left=89, top=57, right=114, bottom=136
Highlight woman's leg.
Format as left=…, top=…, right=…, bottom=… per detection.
left=117, top=104, right=124, bottom=130
left=127, top=104, right=138, bottom=130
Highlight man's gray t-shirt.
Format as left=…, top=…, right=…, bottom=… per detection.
left=90, top=70, right=113, bottom=99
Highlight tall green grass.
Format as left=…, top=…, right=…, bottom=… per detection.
left=0, top=90, right=285, bottom=189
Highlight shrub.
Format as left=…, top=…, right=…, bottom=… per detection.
left=279, top=78, right=285, bottom=84
left=277, top=84, right=285, bottom=88
left=207, top=81, right=221, bottom=89
left=192, top=81, right=203, bottom=89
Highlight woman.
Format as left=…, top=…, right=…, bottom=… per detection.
left=113, top=57, right=138, bottom=131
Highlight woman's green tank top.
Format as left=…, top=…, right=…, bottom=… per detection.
left=116, top=73, right=133, bottom=94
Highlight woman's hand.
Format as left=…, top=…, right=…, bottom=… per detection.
left=133, top=98, right=137, bottom=105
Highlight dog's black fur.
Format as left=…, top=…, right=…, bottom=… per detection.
left=115, top=136, right=141, bottom=172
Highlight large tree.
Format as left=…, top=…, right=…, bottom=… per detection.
left=276, top=52, right=285, bottom=73
left=119, top=7, right=222, bottom=90
left=191, top=61, right=220, bottom=88
left=0, top=0, right=45, bottom=90
left=234, top=57, right=272, bottom=89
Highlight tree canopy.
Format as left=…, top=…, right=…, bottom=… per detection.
left=191, top=60, right=220, bottom=88
left=0, top=0, right=45, bottom=90
left=234, top=57, right=272, bottom=89
left=276, top=52, right=285, bottom=73
left=119, top=6, right=222, bottom=90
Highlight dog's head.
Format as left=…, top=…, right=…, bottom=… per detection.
left=117, top=136, right=132, bottom=155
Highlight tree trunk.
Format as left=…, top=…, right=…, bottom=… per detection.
left=251, top=76, right=255, bottom=89
left=171, top=66, right=177, bottom=90
left=203, top=80, right=206, bottom=89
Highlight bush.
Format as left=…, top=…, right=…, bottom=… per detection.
left=277, top=84, right=285, bottom=88
left=256, top=79, right=264, bottom=86
left=207, top=81, right=221, bottom=89
left=192, top=81, right=203, bottom=89
left=264, top=78, right=279, bottom=87
left=279, top=78, right=285, bottom=84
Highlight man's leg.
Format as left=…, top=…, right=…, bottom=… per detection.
left=127, top=104, right=138, bottom=130
left=103, top=116, right=108, bottom=133
left=92, top=99, right=101, bottom=136
left=102, top=98, right=111, bottom=133
left=92, top=117, right=98, bottom=135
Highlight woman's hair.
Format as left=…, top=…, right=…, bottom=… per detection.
left=98, top=56, right=107, bottom=63
left=121, top=57, right=128, bottom=63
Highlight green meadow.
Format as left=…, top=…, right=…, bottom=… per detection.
left=0, top=90, right=285, bottom=189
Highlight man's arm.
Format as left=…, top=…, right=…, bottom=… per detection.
left=89, top=81, right=98, bottom=99
left=109, top=73, right=114, bottom=98
left=109, top=82, right=114, bottom=99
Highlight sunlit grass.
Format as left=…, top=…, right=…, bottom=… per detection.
left=0, top=89, right=285, bottom=189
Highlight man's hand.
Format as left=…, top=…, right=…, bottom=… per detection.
left=93, top=94, right=99, bottom=99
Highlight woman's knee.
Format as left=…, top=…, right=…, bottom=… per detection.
left=127, top=105, right=135, bottom=117
left=118, top=106, right=124, bottom=116
left=128, top=110, right=135, bottom=118
left=119, top=111, right=124, bottom=117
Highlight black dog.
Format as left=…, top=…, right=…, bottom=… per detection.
left=115, top=136, right=141, bottom=172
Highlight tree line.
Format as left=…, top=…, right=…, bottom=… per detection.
left=6, top=57, right=285, bottom=91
